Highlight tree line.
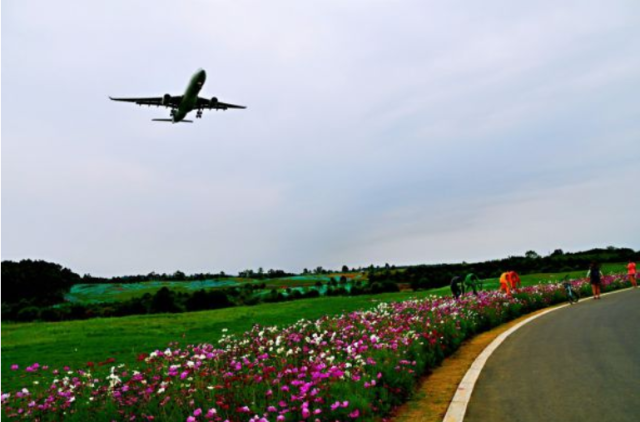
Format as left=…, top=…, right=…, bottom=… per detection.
left=1, top=278, right=399, bottom=322
left=369, top=247, right=639, bottom=290
left=2, top=246, right=637, bottom=322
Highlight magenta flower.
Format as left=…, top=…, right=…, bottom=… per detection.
left=10, top=364, right=19, bottom=371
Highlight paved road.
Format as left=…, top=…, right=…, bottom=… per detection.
left=465, top=289, right=640, bottom=422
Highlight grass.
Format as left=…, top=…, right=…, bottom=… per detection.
left=1, top=264, right=627, bottom=392
left=1, top=290, right=440, bottom=391
left=478, top=262, right=626, bottom=290
left=64, top=274, right=362, bottom=304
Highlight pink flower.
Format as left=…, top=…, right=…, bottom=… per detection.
left=349, top=409, right=360, bottom=418
left=186, top=417, right=196, bottom=422
left=193, top=409, right=202, bottom=417
left=10, top=364, right=19, bottom=371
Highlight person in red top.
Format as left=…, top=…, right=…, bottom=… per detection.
left=628, top=261, right=637, bottom=288
left=509, top=271, right=521, bottom=290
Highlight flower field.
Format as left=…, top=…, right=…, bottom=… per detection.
left=1, top=275, right=630, bottom=421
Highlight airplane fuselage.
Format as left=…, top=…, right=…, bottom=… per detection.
left=173, top=69, right=207, bottom=122
left=109, top=69, right=244, bottom=122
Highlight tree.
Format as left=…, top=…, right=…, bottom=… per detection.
left=1, top=259, right=81, bottom=305
left=341, top=265, right=350, bottom=272
left=525, top=250, right=541, bottom=259
left=150, top=287, right=180, bottom=313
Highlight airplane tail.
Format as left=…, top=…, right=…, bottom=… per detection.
left=151, top=119, right=193, bottom=123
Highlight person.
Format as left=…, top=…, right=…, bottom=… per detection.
left=450, top=276, right=463, bottom=299
left=587, top=262, right=603, bottom=299
left=627, top=261, right=637, bottom=288
left=561, top=275, right=579, bottom=304
left=464, top=273, right=481, bottom=296
left=499, top=272, right=511, bottom=296
left=509, top=271, right=521, bottom=291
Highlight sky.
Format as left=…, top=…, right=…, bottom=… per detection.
left=2, top=0, right=639, bottom=277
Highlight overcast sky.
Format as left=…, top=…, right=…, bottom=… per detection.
left=2, top=0, right=639, bottom=276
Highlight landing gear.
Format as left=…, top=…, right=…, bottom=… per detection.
left=196, top=109, right=203, bottom=119
left=170, top=109, right=177, bottom=117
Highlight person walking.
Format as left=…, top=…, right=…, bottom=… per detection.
left=627, top=260, right=637, bottom=288
left=587, top=262, right=603, bottom=299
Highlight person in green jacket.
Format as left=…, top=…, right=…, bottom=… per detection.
left=464, top=273, right=481, bottom=296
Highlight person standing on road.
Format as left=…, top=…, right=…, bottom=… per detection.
left=587, top=262, right=603, bottom=299
left=628, top=261, right=637, bottom=288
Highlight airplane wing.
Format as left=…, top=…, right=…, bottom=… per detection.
left=196, top=97, right=246, bottom=110
left=109, top=95, right=182, bottom=108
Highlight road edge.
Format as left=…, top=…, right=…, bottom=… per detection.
left=442, top=286, right=633, bottom=422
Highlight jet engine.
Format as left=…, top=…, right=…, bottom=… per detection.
left=162, top=94, right=172, bottom=106
left=210, top=97, right=218, bottom=107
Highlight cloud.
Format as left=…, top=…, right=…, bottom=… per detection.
left=2, top=0, right=639, bottom=275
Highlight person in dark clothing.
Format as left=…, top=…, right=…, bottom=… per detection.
left=450, top=276, right=463, bottom=299
left=587, top=262, right=603, bottom=300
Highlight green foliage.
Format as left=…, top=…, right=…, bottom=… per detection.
left=369, top=247, right=638, bottom=289
left=1, top=259, right=80, bottom=305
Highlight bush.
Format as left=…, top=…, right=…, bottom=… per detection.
left=16, top=306, right=41, bottom=322
left=370, top=281, right=400, bottom=294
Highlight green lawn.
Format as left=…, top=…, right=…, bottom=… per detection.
left=1, top=264, right=627, bottom=392
left=1, top=290, right=440, bottom=391
left=478, top=262, right=627, bottom=290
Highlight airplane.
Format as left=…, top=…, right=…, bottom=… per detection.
left=109, top=69, right=246, bottom=123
